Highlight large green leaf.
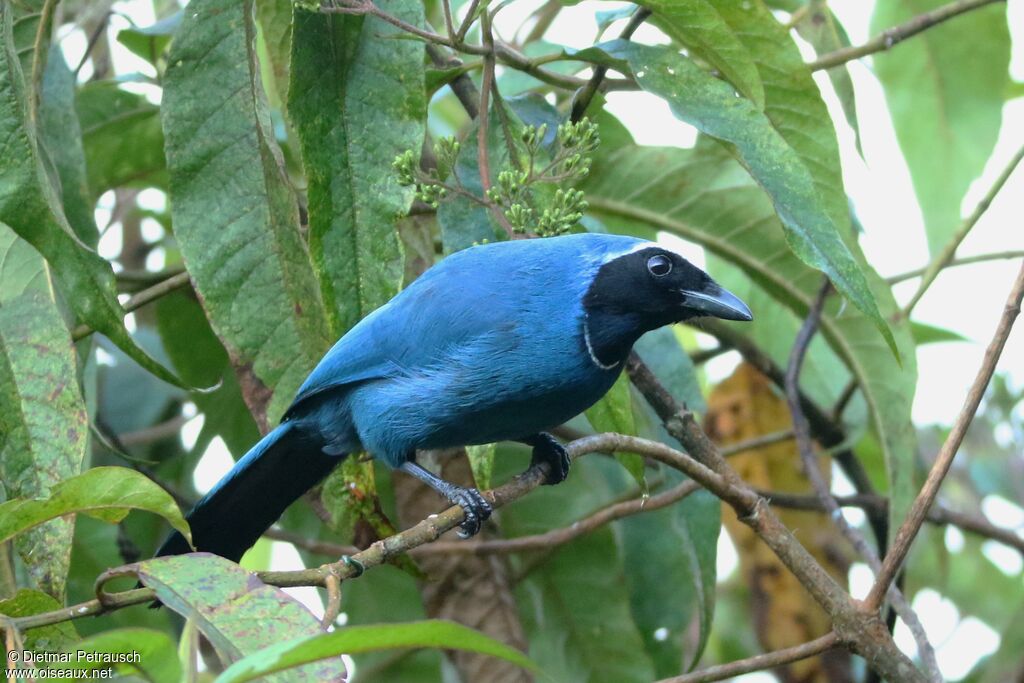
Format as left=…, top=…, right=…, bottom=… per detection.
left=637, top=0, right=764, bottom=107
left=216, top=620, right=536, bottom=683
left=162, top=0, right=332, bottom=426
left=0, top=225, right=87, bottom=598
left=621, top=487, right=719, bottom=676
left=0, top=5, right=186, bottom=389
left=582, top=139, right=918, bottom=531
left=289, top=3, right=423, bottom=335
left=135, top=554, right=344, bottom=681
left=58, top=628, right=181, bottom=683
left=76, top=82, right=167, bottom=196
left=873, top=0, right=1010, bottom=254
left=502, top=456, right=656, bottom=683
left=39, top=47, right=96, bottom=246
left=0, top=466, right=190, bottom=545
left=255, top=0, right=293, bottom=106
left=0, top=589, right=78, bottom=653
left=574, top=39, right=894, bottom=353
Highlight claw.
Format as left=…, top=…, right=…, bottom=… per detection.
left=529, top=433, right=570, bottom=486
left=449, top=486, right=492, bottom=538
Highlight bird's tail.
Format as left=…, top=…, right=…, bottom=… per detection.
left=155, top=421, right=343, bottom=562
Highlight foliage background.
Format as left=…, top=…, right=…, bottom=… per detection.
left=0, top=0, right=1021, bottom=681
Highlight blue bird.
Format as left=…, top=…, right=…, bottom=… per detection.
left=157, top=233, right=752, bottom=560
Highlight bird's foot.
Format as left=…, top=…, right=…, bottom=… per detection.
left=446, top=486, right=492, bottom=538
left=529, top=432, right=570, bottom=486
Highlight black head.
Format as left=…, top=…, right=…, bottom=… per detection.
left=582, top=246, right=752, bottom=367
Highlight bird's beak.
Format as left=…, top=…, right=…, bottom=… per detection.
left=682, top=281, right=753, bottom=322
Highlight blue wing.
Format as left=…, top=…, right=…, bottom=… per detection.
left=285, top=233, right=643, bottom=415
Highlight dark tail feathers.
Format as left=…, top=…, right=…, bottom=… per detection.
left=156, top=421, right=342, bottom=562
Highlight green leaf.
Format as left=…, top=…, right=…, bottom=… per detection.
left=582, top=138, right=918, bottom=532
left=0, top=466, right=190, bottom=545
left=466, top=443, right=496, bottom=490
left=574, top=39, right=894, bottom=354
left=0, top=589, right=78, bottom=653
left=634, top=326, right=705, bottom=413
left=76, top=81, right=167, bottom=196
left=502, top=456, right=656, bottom=683
left=162, top=0, right=332, bottom=426
left=116, top=11, right=181, bottom=67
left=586, top=373, right=645, bottom=488
left=637, top=0, right=764, bottom=107
left=216, top=620, right=535, bottom=683
left=135, top=554, right=344, bottom=681
left=872, top=0, right=1010, bottom=254
left=58, top=628, right=181, bottom=683
left=911, top=320, right=969, bottom=345
left=622, top=487, right=719, bottom=675
left=255, top=0, right=293, bottom=106
left=787, top=1, right=861, bottom=151
left=39, top=46, right=97, bottom=246
left=289, top=5, right=423, bottom=336
left=0, top=5, right=187, bottom=389
left=0, top=225, right=88, bottom=598
left=155, top=290, right=259, bottom=457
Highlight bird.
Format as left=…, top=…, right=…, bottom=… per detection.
left=156, top=232, right=752, bottom=561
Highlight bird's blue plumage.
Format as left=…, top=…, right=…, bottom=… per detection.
left=157, top=232, right=751, bottom=560
left=286, top=233, right=646, bottom=465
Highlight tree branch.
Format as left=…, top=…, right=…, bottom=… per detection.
left=867, top=260, right=1024, bottom=610
left=903, top=143, right=1024, bottom=316
left=784, top=280, right=940, bottom=681
left=72, top=271, right=192, bottom=341
left=624, top=355, right=927, bottom=682
left=887, top=249, right=1024, bottom=285
left=570, top=7, right=650, bottom=123
left=809, top=0, right=1005, bottom=71
left=657, top=632, right=839, bottom=683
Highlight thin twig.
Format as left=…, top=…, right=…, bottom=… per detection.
left=867, top=261, right=1024, bottom=610
left=887, top=250, right=1024, bottom=285
left=72, top=271, right=192, bottom=341
left=785, top=280, right=941, bottom=681
left=570, top=7, right=651, bottom=123
left=322, top=571, right=342, bottom=628
left=657, top=632, right=839, bottom=683
left=73, top=9, right=112, bottom=77
left=440, top=0, right=455, bottom=43
left=903, top=144, right=1024, bottom=316
left=760, top=491, right=1024, bottom=556
left=453, top=0, right=480, bottom=44
left=476, top=10, right=516, bottom=239
left=809, top=0, right=1004, bottom=71
left=522, top=0, right=561, bottom=44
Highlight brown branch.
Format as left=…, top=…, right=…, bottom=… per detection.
left=809, top=0, right=1004, bottom=71
left=887, top=250, right=1024, bottom=285
left=624, top=355, right=926, bottom=683
left=476, top=10, right=516, bottom=239
left=657, top=632, right=839, bottom=683
left=903, top=144, right=1024, bottom=316
left=72, top=271, right=192, bottom=341
left=761, top=491, right=1024, bottom=556
left=867, top=260, right=1024, bottom=610
left=453, top=0, right=480, bottom=44
left=784, top=280, right=940, bottom=680
left=570, top=7, right=651, bottom=123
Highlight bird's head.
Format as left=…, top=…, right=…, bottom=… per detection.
left=581, top=243, right=752, bottom=366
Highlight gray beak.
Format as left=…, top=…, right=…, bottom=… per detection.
left=682, top=282, right=753, bottom=322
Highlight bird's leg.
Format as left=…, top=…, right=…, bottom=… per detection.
left=400, top=460, right=492, bottom=538
left=521, top=432, right=570, bottom=486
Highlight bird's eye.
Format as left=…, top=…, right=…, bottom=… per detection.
left=647, top=254, right=672, bottom=277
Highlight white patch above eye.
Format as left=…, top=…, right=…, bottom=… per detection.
left=599, top=240, right=690, bottom=265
